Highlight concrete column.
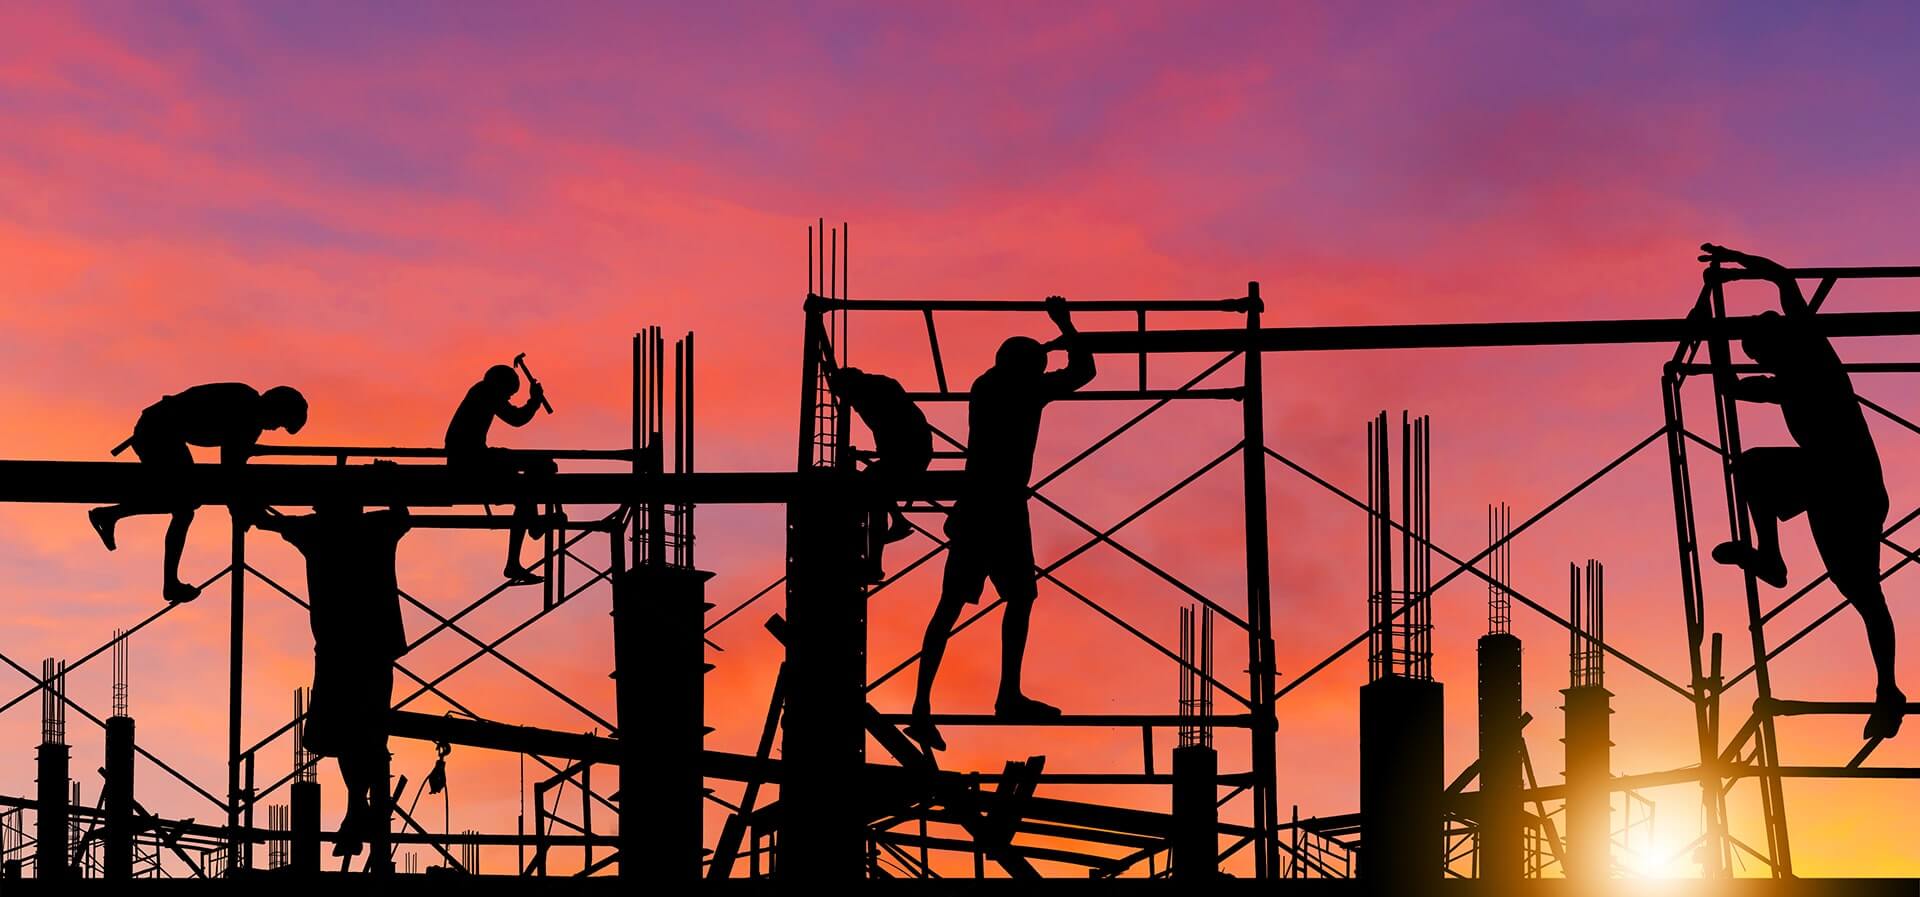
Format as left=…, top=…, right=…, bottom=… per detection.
left=1562, top=684, right=1612, bottom=881
left=1359, top=676, right=1443, bottom=888
left=778, top=493, right=866, bottom=880
left=104, top=715, right=134, bottom=878
left=1476, top=633, right=1522, bottom=880
left=612, top=563, right=712, bottom=880
left=35, top=742, right=68, bottom=880
left=1171, top=744, right=1218, bottom=879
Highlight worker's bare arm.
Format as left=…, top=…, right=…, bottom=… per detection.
left=1701, top=243, right=1810, bottom=317
left=1041, top=296, right=1096, bottom=394
left=498, top=382, right=544, bottom=428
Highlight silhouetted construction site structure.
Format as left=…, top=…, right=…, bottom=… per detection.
left=0, top=238, right=1916, bottom=882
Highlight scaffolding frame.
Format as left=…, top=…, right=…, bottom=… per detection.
left=0, top=255, right=1916, bottom=878
left=704, top=256, right=1920, bottom=879
left=728, top=237, right=1280, bottom=875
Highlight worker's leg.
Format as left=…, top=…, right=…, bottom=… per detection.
left=519, top=456, right=557, bottom=540
left=161, top=507, right=200, bottom=603
left=1712, top=448, right=1802, bottom=588
left=859, top=459, right=890, bottom=582
left=93, top=435, right=203, bottom=603
left=333, top=751, right=372, bottom=857
left=499, top=453, right=548, bottom=584
left=996, top=590, right=1039, bottom=705
left=1813, top=501, right=1904, bottom=737
left=887, top=449, right=932, bottom=542
left=989, top=506, right=1056, bottom=720
left=906, top=523, right=988, bottom=751
left=504, top=511, right=537, bottom=579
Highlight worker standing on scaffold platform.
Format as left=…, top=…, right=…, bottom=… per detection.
left=445, top=363, right=554, bottom=586
left=829, top=365, right=932, bottom=583
left=88, top=383, right=308, bottom=604
left=1703, top=244, right=1906, bottom=739
left=906, top=296, right=1095, bottom=752
left=245, top=486, right=411, bottom=858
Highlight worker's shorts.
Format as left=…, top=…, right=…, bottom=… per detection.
left=941, top=498, right=1037, bottom=604
left=1736, top=446, right=1889, bottom=583
left=129, top=415, right=192, bottom=467
left=303, top=653, right=393, bottom=761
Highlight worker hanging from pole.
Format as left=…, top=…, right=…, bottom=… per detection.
left=1701, top=244, right=1906, bottom=738
left=907, top=296, right=1095, bottom=752
left=445, top=359, right=555, bottom=586
left=88, top=383, right=309, bottom=603
left=827, top=364, right=932, bottom=583
left=243, top=477, right=412, bottom=859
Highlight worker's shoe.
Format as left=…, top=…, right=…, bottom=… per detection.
left=88, top=508, right=118, bottom=551
left=994, top=693, right=1063, bottom=722
left=332, top=802, right=372, bottom=857
left=903, top=716, right=947, bottom=752
left=503, top=565, right=545, bottom=587
left=1710, top=541, right=1788, bottom=588
left=1866, top=686, right=1907, bottom=740
left=163, top=580, right=201, bottom=604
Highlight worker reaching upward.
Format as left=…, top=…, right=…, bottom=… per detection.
left=1703, top=244, right=1905, bottom=739
left=246, top=491, right=411, bottom=858
left=907, top=296, right=1095, bottom=752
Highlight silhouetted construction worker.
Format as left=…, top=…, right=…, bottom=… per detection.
left=446, top=365, right=553, bottom=585
left=906, top=296, right=1094, bottom=752
left=1703, top=244, right=1905, bottom=738
left=248, top=493, right=411, bottom=858
left=829, top=366, right=932, bottom=582
left=88, top=383, right=308, bottom=604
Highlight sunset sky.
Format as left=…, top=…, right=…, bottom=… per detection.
left=5, top=0, right=1920, bottom=878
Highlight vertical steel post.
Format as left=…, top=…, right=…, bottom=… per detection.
left=1661, top=352, right=1733, bottom=876
left=1240, top=282, right=1278, bottom=877
left=228, top=517, right=246, bottom=871
left=1705, top=273, right=1793, bottom=874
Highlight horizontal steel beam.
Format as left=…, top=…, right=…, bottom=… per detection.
left=1077, top=310, right=1920, bottom=355
left=875, top=712, right=1256, bottom=728
left=0, top=461, right=971, bottom=506
left=808, top=295, right=1253, bottom=313
left=1714, top=265, right=1920, bottom=282
left=1759, top=698, right=1920, bottom=717
left=905, top=387, right=1242, bottom=403
left=248, top=444, right=636, bottom=462
left=389, top=709, right=618, bottom=762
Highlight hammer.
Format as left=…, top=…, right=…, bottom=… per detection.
left=513, top=352, right=555, bottom=414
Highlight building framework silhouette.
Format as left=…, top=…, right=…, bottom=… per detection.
left=0, top=239, right=1916, bottom=880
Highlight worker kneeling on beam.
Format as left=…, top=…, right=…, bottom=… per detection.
left=1702, top=244, right=1906, bottom=739
left=907, top=296, right=1094, bottom=752
left=89, top=383, right=308, bottom=604
left=246, top=485, right=412, bottom=857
